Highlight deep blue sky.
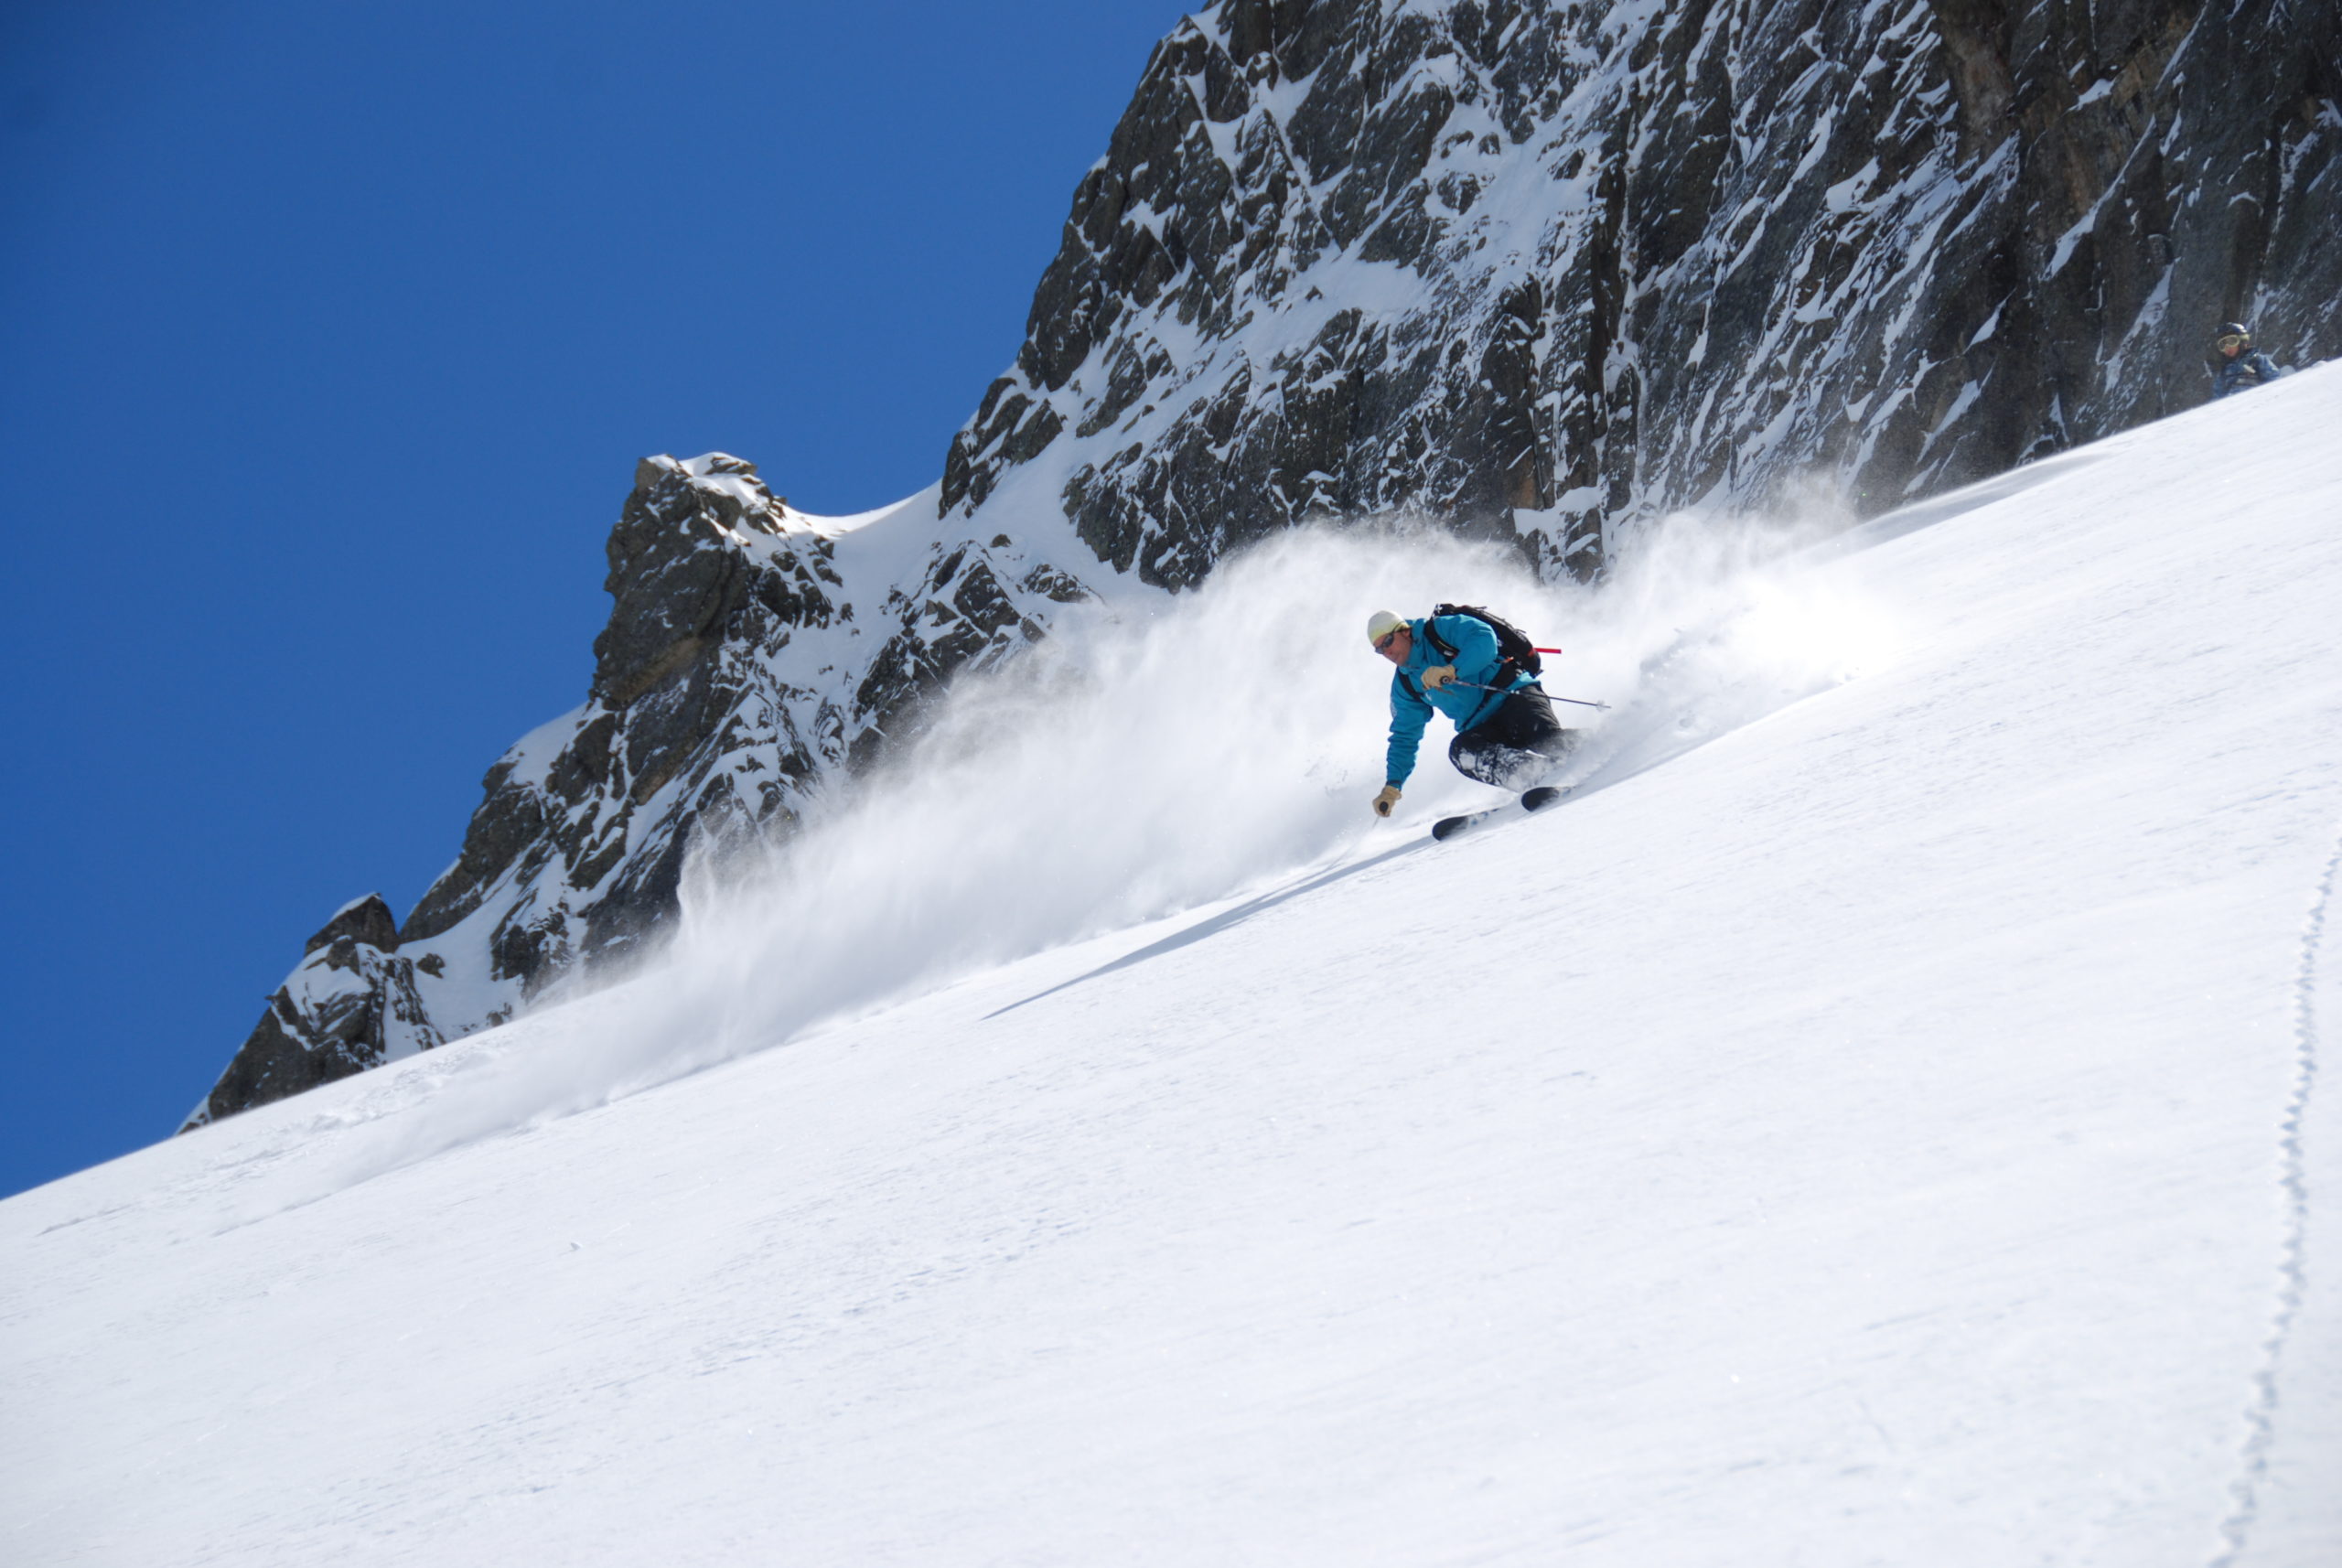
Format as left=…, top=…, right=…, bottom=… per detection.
left=0, top=0, right=1193, bottom=1197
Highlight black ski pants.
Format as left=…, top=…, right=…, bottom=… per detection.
left=1450, top=684, right=1575, bottom=789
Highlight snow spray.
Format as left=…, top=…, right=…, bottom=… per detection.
left=268, top=509, right=1902, bottom=1208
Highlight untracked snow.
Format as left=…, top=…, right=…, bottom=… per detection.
left=5, top=367, right=2341, bottom=1565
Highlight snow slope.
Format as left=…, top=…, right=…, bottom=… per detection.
left=7, top=366, right=2341, bottom=1565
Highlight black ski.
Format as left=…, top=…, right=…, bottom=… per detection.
left=1431, top=785, right=1568, bottom=842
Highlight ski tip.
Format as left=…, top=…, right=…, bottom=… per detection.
left=1434, top=788, right=1569, bottom=843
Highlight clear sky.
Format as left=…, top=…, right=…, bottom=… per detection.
left=0, top=0, right=1194, bottom=1197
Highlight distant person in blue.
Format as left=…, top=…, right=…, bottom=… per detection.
left=2212, top=321, right=2284, bottom=399
left=1366, top=607, right=1576, bottom=817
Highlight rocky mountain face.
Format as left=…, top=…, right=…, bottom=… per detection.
left=947, top=0, right=2338, bottom=582
left=186, top=0, right=2337, bottom=1128
left=182, top=456, right=1102, bottom=1130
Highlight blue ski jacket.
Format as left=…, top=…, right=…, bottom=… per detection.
left=2213, top=349, right=2283, bottom=398
left=1384, top=612, right=1538, bottom=786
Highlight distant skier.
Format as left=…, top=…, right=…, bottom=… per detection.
left=1367, top=607, right=1576, bottom=818
left=2211, top=322, right=2284, bottom=399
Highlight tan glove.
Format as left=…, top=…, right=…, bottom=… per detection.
left=1371, top=784, right=1402, bottom=817
left=1420, top=664, right=1456, bottom=691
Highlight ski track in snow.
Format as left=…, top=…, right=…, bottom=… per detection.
left=2209, top=818, right=2340, bottom=1568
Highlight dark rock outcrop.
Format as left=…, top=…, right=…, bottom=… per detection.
left=183, top=896, right=439, bottom=1129
left=303, top=892, right=400, bottom=955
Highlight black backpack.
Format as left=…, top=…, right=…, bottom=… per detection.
left=1421, top=603, right=1543, bottom=679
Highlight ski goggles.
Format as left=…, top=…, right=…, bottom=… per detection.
left=2217, top=332, right=2248, bottom=349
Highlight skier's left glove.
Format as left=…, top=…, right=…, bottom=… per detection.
left=1371, top=785, right=1402, bottom=817
left=1420, top=664, right=1456, bottom=690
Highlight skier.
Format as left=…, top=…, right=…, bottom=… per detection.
left=1367, top=607, right=1575, bottom=818
left=2211, top=322, right=2284, bottom=399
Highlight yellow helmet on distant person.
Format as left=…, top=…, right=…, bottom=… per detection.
left=1367, top=610, right=1406, bottom=648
